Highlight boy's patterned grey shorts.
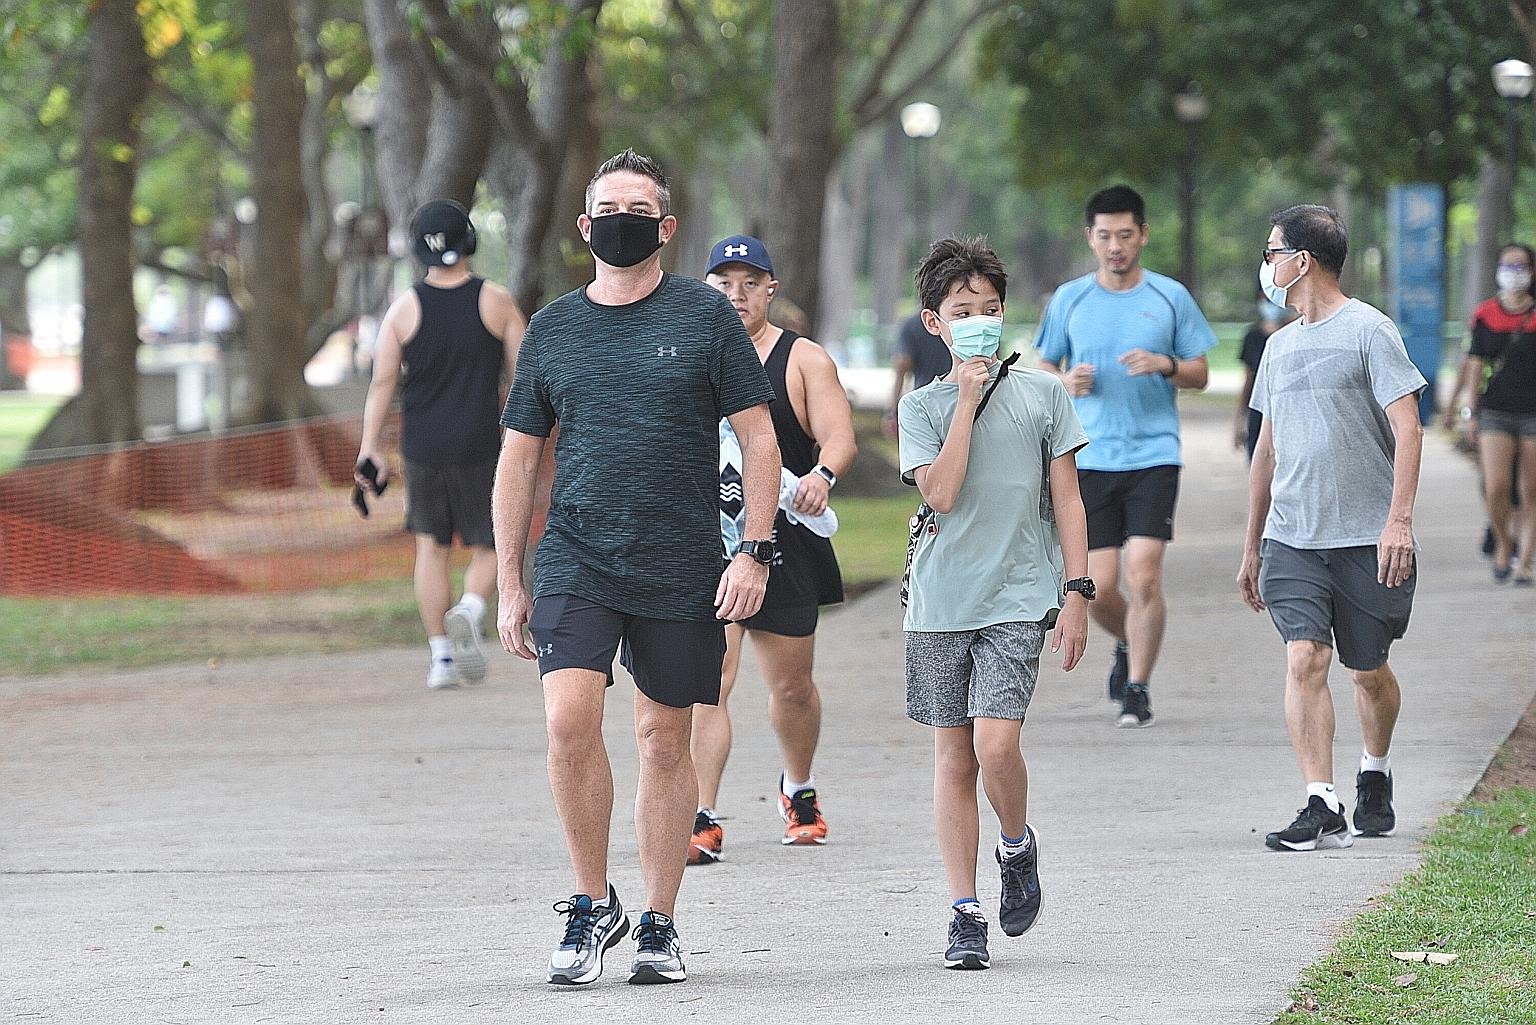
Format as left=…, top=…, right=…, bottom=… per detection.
left=904, top=620, right=1048, bottom=727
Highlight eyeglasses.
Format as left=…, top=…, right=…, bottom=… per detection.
left=1262, top=246, right=1303, bottom=264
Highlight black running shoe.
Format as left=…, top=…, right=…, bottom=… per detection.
left=1265, top=796, right=1354, bottom=852
left=1107, top=642, right=1129, bottom=703
left=628, top=911, right=686, bottom=984
left=1352, top=771, right=1396, bottom=837
left=944, top=908, right=990, bottom=970
left=1482, top=526, right=1496, bottom=557
left=1117, top=683, right=1153, bottom=728
left=996, top=827, right=1043, bottom=937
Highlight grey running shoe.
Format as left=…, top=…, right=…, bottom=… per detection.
left=547, top=885, right=629, bottom=986
left=444, top=603, right=488, bottom=682
left=997, top=827, right=1043, bottom=937
left=1352, top=771, right=1396, bottom=837
left=628, top=911, right=686, bottom=984
left=1265, top=796, right=1354, bottom=852
left=1107, top=642, right=1129, bottom=703
left=1117, top=683, right=1153, bottom=728
left=944, top=907, right=991, bottom=970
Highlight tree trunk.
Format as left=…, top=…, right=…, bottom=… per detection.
left=0, top=255, right=31, bottom=390
left=297, top=0, right=339, bottom=328
left=1463, top=154, right=1512, bottom=322
left=246, top=0, right=319, bottom=423
left=869, top=122, right=911, bottom=331
left=764, top=0, right=840, bottom=336
left=818, top=147, right=866, bottom=349
left=68, top=0, right=151, bottom=446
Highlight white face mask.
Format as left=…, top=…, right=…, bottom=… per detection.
left=1258, top=251, right=1304, bottom=309
left=1496, top=267, right=1532, bottom=294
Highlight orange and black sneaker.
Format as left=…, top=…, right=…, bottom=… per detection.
left=778, top=777, right=829, bottom=846
left=687, top=810, right=724, bottom=865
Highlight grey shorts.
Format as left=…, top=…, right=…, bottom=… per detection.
left=1477, top=408, right=1536, bottom=438
left=905, top=621, right=1047, bottom=727
left=1258, top=539, right=1415, bottom=671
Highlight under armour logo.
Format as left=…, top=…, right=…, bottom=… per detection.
left=657, top=346, right=678, bottom=356
left=537, top=643, right=554, bottom=657
left=724, top=244, right=749, bottom=258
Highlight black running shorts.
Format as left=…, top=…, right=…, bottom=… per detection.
left=404, top=457, right=496, bottom=548
left=1077, top=465, right=1181, bottom=551
left=1257, top=539, right=1415, bottom=671
left=528, top=594, right=727, bottom=708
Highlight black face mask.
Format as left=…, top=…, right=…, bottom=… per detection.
left=588, top=212, right=664, bottom=268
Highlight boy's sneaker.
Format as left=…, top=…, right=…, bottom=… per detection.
left=443, top=603, right=488, bottom=682
left=686, top=811, right=724, bottom=865
left=547, top=885, right=629, bottom=986
left=426, top=657, right=464, bottom=690
left=1107, top=642, right=1129, bottom=703
left=1352, top=771, right=1396, bottom=837
left=1116, top=683, right=1153, bottom=728
left=628, top=911, right=686, bottom=984
left=996, top=827, right=1043, bottom=937
left=1265, top=796, right=1354, bottom=852
left=944, top=907, right=991, bottom=970
left=779, top=778, right=829, bottom=845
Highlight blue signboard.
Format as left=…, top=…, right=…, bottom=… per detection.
left=1387, top=185, right=1445, bottom=423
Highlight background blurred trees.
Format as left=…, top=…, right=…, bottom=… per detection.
left=0, top=0, right=1529, bottom=446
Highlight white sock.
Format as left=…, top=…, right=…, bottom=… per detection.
left=1306, top=781, right=1340, bottom=813
left=999, top=828, right=1033, bottom=860
left=953, top=899, right=984, bottom=919
left=428, top=635, right=453, bottom=661
left=456, top=592, right=486, bottom=624
left=697, top=806, right=719, bottom=822
left=782, top=775, right=814, bottom=798
left=1361, top=750, right=1391, bottom=775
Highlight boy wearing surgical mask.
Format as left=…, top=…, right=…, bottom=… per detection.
left=897, top=237, right=1092, bottom=971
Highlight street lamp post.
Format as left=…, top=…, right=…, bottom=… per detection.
left=1173, top=83, right=1211, bottom=299
left=901, top=102, right=942, bottom=263
left=1493, top=59, right=1534, bottom=231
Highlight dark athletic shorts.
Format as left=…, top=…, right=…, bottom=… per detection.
left=1258, top=539, right=1415, bottom=671
left=1078, top=465, right=1181, bottom=551
left=740, top=601, right=818, bottom=638
left=528, top=594, right=727, bottom=708
left=404, top=457, right=496, bottom=547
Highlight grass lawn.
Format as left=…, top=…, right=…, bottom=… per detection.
left=1276, top=788, right=1536, bottom=1025
left=0, top=393, right=64, bottom=472
left=0, top=494, right=917, bottom=678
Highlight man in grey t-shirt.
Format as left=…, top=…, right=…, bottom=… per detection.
left=1236, top=205, right=1425, bottom=854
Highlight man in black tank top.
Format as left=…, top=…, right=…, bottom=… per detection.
left=355, top=200, right=526, bottom=691
left=686, top=235, right=858, bottom=864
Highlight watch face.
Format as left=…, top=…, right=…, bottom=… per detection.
left=748, top=540, right=776, bottom=564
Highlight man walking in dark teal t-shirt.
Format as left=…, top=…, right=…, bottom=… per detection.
left=493, top=150, right=780, bottom=987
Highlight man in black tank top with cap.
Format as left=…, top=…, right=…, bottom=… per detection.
left=356, top=199, right=526, bottom=691
left=686, top=234, right=858, bottom=865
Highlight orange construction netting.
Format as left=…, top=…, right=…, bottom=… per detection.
left=0, top=413, right=548, bottom=596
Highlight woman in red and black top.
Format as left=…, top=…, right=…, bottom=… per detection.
left=1450, top=243, right=1536, bottom=584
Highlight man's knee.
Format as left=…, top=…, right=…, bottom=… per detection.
left=637, top=717, right=692, bottom=768
left=1286, top=640, right=1333, bottom=684
left=545, top=686, right=604, bottom=753
left=766, top=668, right=818, bottom=709
left=935, top=739, right=980, bottom=785
left=1349, top=663, right=1396, bottom=696
left=1125, top=561, right=1164, bottom=604
left=973, top=733, right=1022, bottom=777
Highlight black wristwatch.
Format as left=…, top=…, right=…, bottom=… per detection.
left=1064, top=576, right=1096, bottom=601
left=739, top=539, right=777, bottom=565
left=1162, top=355, right=1180, bottom=379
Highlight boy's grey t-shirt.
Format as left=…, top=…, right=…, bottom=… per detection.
left=898, top=366, right=1088, bottom=632
left=500, top=274, right=775, bottom=621
left=1249, top=298, right=1426, bottom=550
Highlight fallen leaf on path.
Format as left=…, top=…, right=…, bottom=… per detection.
left=1285, top=995, right=1320, bottom=1013
left=1393, top=972, right=1418, bottom=988
left=1510, top=824, right=1529, bottom=837
left=1392, top=951, right=1459, bottom=965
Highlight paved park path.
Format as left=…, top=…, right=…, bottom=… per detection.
left=6, top=403, right=1533, bottom=1024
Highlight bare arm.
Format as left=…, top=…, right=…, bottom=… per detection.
left=493, top=430, right=547, bottom=659
left=789, top=342, right=857, bottom=516
left=717, top=403, right=780, bottom=621
left=1236, top=365, right=1257, bottom=448
left=1444, top=354, right=1485, bottom=424
left=354, top=293, right=415, bottom=488
left=1237, top=419, right=1276, bottom=612
left=889, top=352, right=913, bottom=413
left=1377, top=394, right=1423, bottom=588
left=482, top=282, right=528, bottom=407
left=1120, top=350, right=1209, bottom=389
left=1040, top=356, right=1095, bottom=397
left=1048, top=450, right=1090, bottom=671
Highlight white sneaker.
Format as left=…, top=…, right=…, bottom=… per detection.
left=444, top=604, right=488, bottom=682
left=426, top=657, right=465, bottom=690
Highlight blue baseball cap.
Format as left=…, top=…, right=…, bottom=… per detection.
left=707, top=235, right=773, bottom=276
